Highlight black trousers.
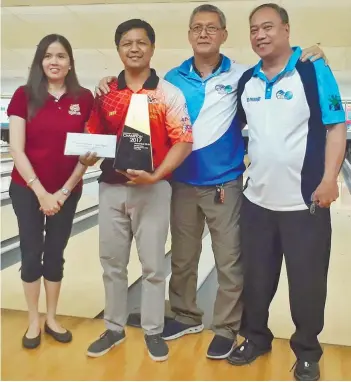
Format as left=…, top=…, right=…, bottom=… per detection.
left=240, top=196, right=331, bottom=362
left=9, top=181, right=81, bottom=283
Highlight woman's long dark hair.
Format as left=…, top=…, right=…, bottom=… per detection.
left=26, top=34, right=82, bottom=119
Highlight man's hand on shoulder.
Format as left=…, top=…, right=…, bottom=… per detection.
left=95, top=76, right=116, bottom=96
left=300, top=45, right=329, bottom=66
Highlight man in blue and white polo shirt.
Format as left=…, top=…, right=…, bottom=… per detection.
left=96, top=6, right=326, bottom=359
left=227, top=4, right=346, bottom=381
left=161, top=6, right=248, bottom=360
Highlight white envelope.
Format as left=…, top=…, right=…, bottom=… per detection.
left=64, top=133, right=117, bottom=158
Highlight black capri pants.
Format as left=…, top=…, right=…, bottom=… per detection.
left=9, top=181, right=81, bottom=283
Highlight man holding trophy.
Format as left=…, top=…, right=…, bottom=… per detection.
left=83, top=19, right=193, bottom=361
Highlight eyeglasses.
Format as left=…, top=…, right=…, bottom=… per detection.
left=190, top=25, right=223, bottom=35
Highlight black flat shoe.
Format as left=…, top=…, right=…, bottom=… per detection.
left=22, top=329, right=41, bottom=349
left=44, top=322, right=72, bottom=343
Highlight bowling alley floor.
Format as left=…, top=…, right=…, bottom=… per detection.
left=1, top=156, right=351, bottom=381
left=1, top=309, right=351, bottom=381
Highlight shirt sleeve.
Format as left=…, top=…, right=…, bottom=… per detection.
left=85, top=95, right=107, bottom=134
left=313, top=59, right=345, bottom=126
left=83, top=89, right=94, bottom=122
left=7, top=86, right=28, bottom=120
left=165, top=88, right=193, bottom=145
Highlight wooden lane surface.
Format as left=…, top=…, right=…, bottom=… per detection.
left=1, top=225, right=172, bottom=318
left=1, top=309, right=351, bottom=381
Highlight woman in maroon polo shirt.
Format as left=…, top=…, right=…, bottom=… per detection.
left=7, top=34, right=94, bottom=349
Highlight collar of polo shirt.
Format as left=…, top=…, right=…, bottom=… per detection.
left=177, top=54, right=232, bottom=78
left=116, top=68, right=159, bottom=90
left=191, top=54, right=224, bottom=77
left=253, top=46, right=302, bottom=84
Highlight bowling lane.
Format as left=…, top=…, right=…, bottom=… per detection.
left=0, top=147, right=9, bottom=154
left=1, top=166, right=100, bottom=202
left=1, top=163, right=100, bottom=180
left=0, top=158, right=13, bottom=163
left=1, top=179, right=99, bottom=243
left=1, top=161, right=13, bottom=175
left=1, top=192, right=98, bottom=242
left=1, top=176, right=10, bottom=194
left=1, top=204, right=20, bottom=242
left=1, top=221, right=172, bottom=318
left=0, top=152, right=12, bottom=160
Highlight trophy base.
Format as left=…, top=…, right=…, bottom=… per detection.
left=113, top=125, right=153, bottom=173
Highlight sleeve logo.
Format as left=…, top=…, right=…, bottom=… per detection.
left=328, top=95, right=342, bottom=111
left=181, top=115, right=192, bottom=133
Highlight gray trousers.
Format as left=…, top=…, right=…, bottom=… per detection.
left=99, top=181, right=171, bottom=335
left=168, top=178, right=243, bottom=340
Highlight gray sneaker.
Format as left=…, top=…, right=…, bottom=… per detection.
left=145, top=334, right=169, bottom=362
left=87, top=329, right=125, bottom=357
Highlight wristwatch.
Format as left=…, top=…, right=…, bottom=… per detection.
left=61, top=188, right=71, bottom=196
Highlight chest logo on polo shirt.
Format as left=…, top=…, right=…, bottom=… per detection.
left=147, top=95, right=158, bottom=104
left=68, top=104, right=81, bottom=115
left=215, top=84, right=234, bottom=95
left=276, top=90, right=293, bottom=100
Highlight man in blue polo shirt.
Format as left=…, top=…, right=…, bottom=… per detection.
left=96, top=5, right=326, bottom=359
left=227, top=4, right=346, bottom=381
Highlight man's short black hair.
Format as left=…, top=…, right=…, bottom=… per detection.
left=249, top=3, right=289, bottom=24
left=115, top=19, right=156, bottom=47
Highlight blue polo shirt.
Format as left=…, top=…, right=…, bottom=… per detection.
left=165, top=55, right=248, bottom=185
left=237, top=46, right=346, bottom=211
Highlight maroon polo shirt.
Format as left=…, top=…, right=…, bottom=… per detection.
left=7, top=86, right=94, bottom=193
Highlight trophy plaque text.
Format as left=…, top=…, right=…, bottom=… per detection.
left=113, top=93, right=154, bottom=172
